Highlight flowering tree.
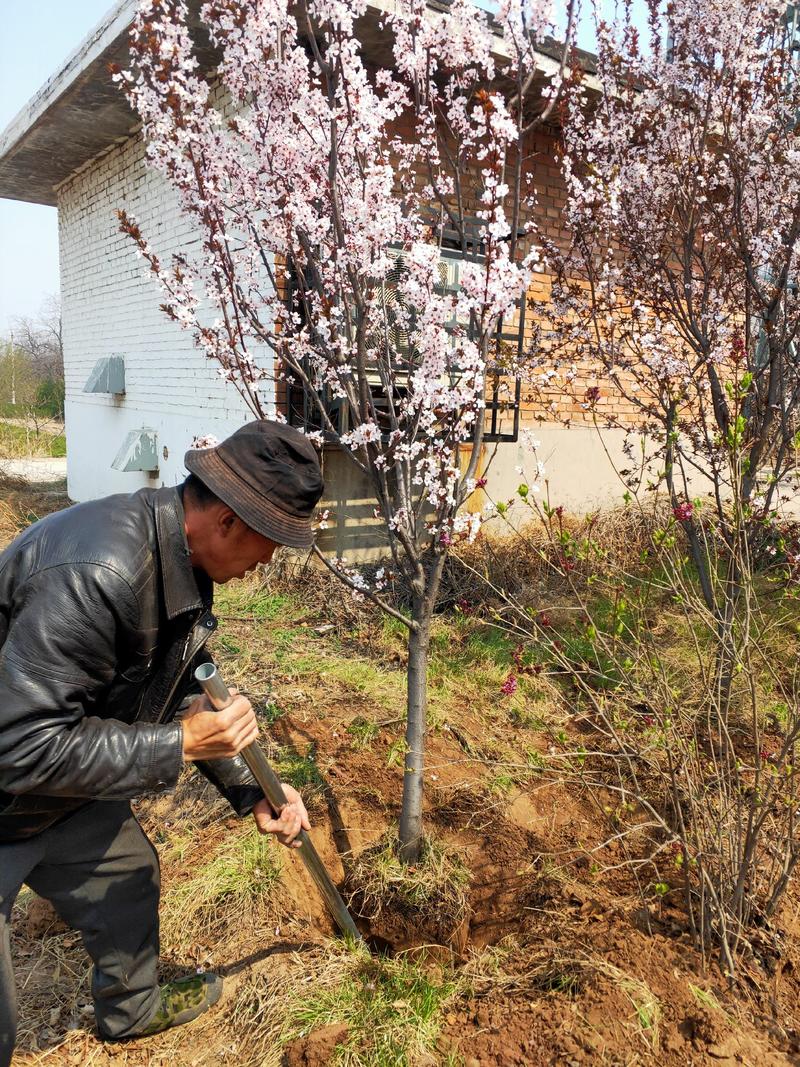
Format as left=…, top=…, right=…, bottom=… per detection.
left=499, top=0, right=800, bottom=968
left=115, top=0, right=575, bottom=861
left=545, top=0, right=800, bottom=600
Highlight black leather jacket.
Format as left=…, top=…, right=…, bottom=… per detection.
left=0, top=485, right=263, bottom=841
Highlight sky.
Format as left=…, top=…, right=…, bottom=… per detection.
left=0, top=0, right=614, bottom=338
left=0, top=0, right=114, bottom=335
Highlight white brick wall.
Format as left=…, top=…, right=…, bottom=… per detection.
left=57, top=125, right=274, bottom=502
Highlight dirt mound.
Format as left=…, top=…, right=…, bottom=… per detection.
left=354, top=899, right=471, bottom=955
left=284, top=1024, right=350, bottom=1067
left=17, top=896, right=68, bottom=939
left=441, top=926, right=793, bottom=1066
left=344, top=832, right=472, bottom=953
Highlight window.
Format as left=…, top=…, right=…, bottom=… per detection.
left=284, top=233, right=523, bottom=443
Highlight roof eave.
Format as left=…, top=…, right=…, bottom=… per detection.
left=0, top=0, right=139, bottom=206
left=0, top=0, right=592, bottom=207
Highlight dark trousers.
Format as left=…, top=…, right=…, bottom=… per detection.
left=0, top=800, right=161, bottom=1067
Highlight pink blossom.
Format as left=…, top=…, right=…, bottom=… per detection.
left=501, top=674, right=518, bottom=696
left=117, top=0, right=560, bottom=656
left=189, top=434, right=220, bottom=450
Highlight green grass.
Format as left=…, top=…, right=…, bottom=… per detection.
left=0, top=401, right=62, bottom=420
left=213, top=581, right=296, bottom=621
left=487, top=772, right=516, bottom=795
left=292, top=949, right=459, bottom=1067
left=0, top=421, right=65, bottom=458
left=215, top=578, right=406, bottom=710
left=430, top=622, right=513, bottom=671
left=260, top=698, right=286, bottom=726
left=230, top=941, right=461, bottom=1067
left=381, top=615, right=411, bottom=643
left=273, top=742, right=325, bottom=797
left=212, top=577, right=562, bottom=796
left=347, top=715, right=380, bottom=749
left=688, top=983, right=733, bottom=1024
left=214, top=576, right=555, bottom=745
left=322, top=655, right=405, bottom=711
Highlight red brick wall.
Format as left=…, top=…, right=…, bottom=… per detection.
left=273, top=122, right=643, bottom=432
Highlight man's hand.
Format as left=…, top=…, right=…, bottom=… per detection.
left=181, top=691, right=259, bottom=761
left=252, top=784, right=311, bottom=847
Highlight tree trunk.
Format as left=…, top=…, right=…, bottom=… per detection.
left=398, top=600, right=431, bottom=863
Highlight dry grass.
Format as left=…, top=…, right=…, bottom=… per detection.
left=252, top=503, right=673, bottom=642
left=0, top=419, right=65, bottom=459
left=0, top=472, right=68, bottom=548
left=462, top=935, right=583, bottom=997
left=159, top=823, right=283, bottom=955
left=439, top=502, right=673, bottom=612
left=463, top=941, right=661, bottom=1051
left=11, top=920, right=94, bottom=1061
left=345, top=829, right=471, bottom=938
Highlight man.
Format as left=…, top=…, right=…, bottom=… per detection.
left=0, top=420, right=325, bottom=1065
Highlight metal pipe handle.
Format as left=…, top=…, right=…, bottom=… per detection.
left=193, top=662, right=362, bottom=941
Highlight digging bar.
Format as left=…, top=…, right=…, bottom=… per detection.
left=194, top=661, right=363, bottom=942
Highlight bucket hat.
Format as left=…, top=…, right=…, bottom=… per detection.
left=185, top=421, right=324, bottom=549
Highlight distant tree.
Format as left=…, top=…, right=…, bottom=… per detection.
left=10, top=295, right=65, bottom=419
left=35, top=377, right=66, bottom=421
left=0, top=340, right=38, bottom=411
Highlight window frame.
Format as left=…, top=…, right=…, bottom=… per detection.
left=283, top=236, right=523, bottom=444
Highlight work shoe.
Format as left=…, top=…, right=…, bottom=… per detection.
left=135, top=973, right=223, bottom=1037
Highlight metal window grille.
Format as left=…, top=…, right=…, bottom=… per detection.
left=284, top=234, right=523, bottom=443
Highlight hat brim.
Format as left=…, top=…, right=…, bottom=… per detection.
left=185, top=448, right=316, bottom=550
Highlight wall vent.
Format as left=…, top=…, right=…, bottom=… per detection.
left=84, top=356, right=125, bottom=395
left=111, top=429, right=158, bottom=473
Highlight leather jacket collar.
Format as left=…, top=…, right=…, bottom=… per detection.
left=153, top=487, right=213, bottom=619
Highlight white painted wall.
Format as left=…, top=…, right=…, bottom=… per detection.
left=315, top=426, right=662, bottom=561
left=484, top=425, right=655, bottom=516
left=57, top=125, right=274, bottom=502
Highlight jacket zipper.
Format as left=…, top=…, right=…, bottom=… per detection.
left=155, top=610, right=217, bottom=723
